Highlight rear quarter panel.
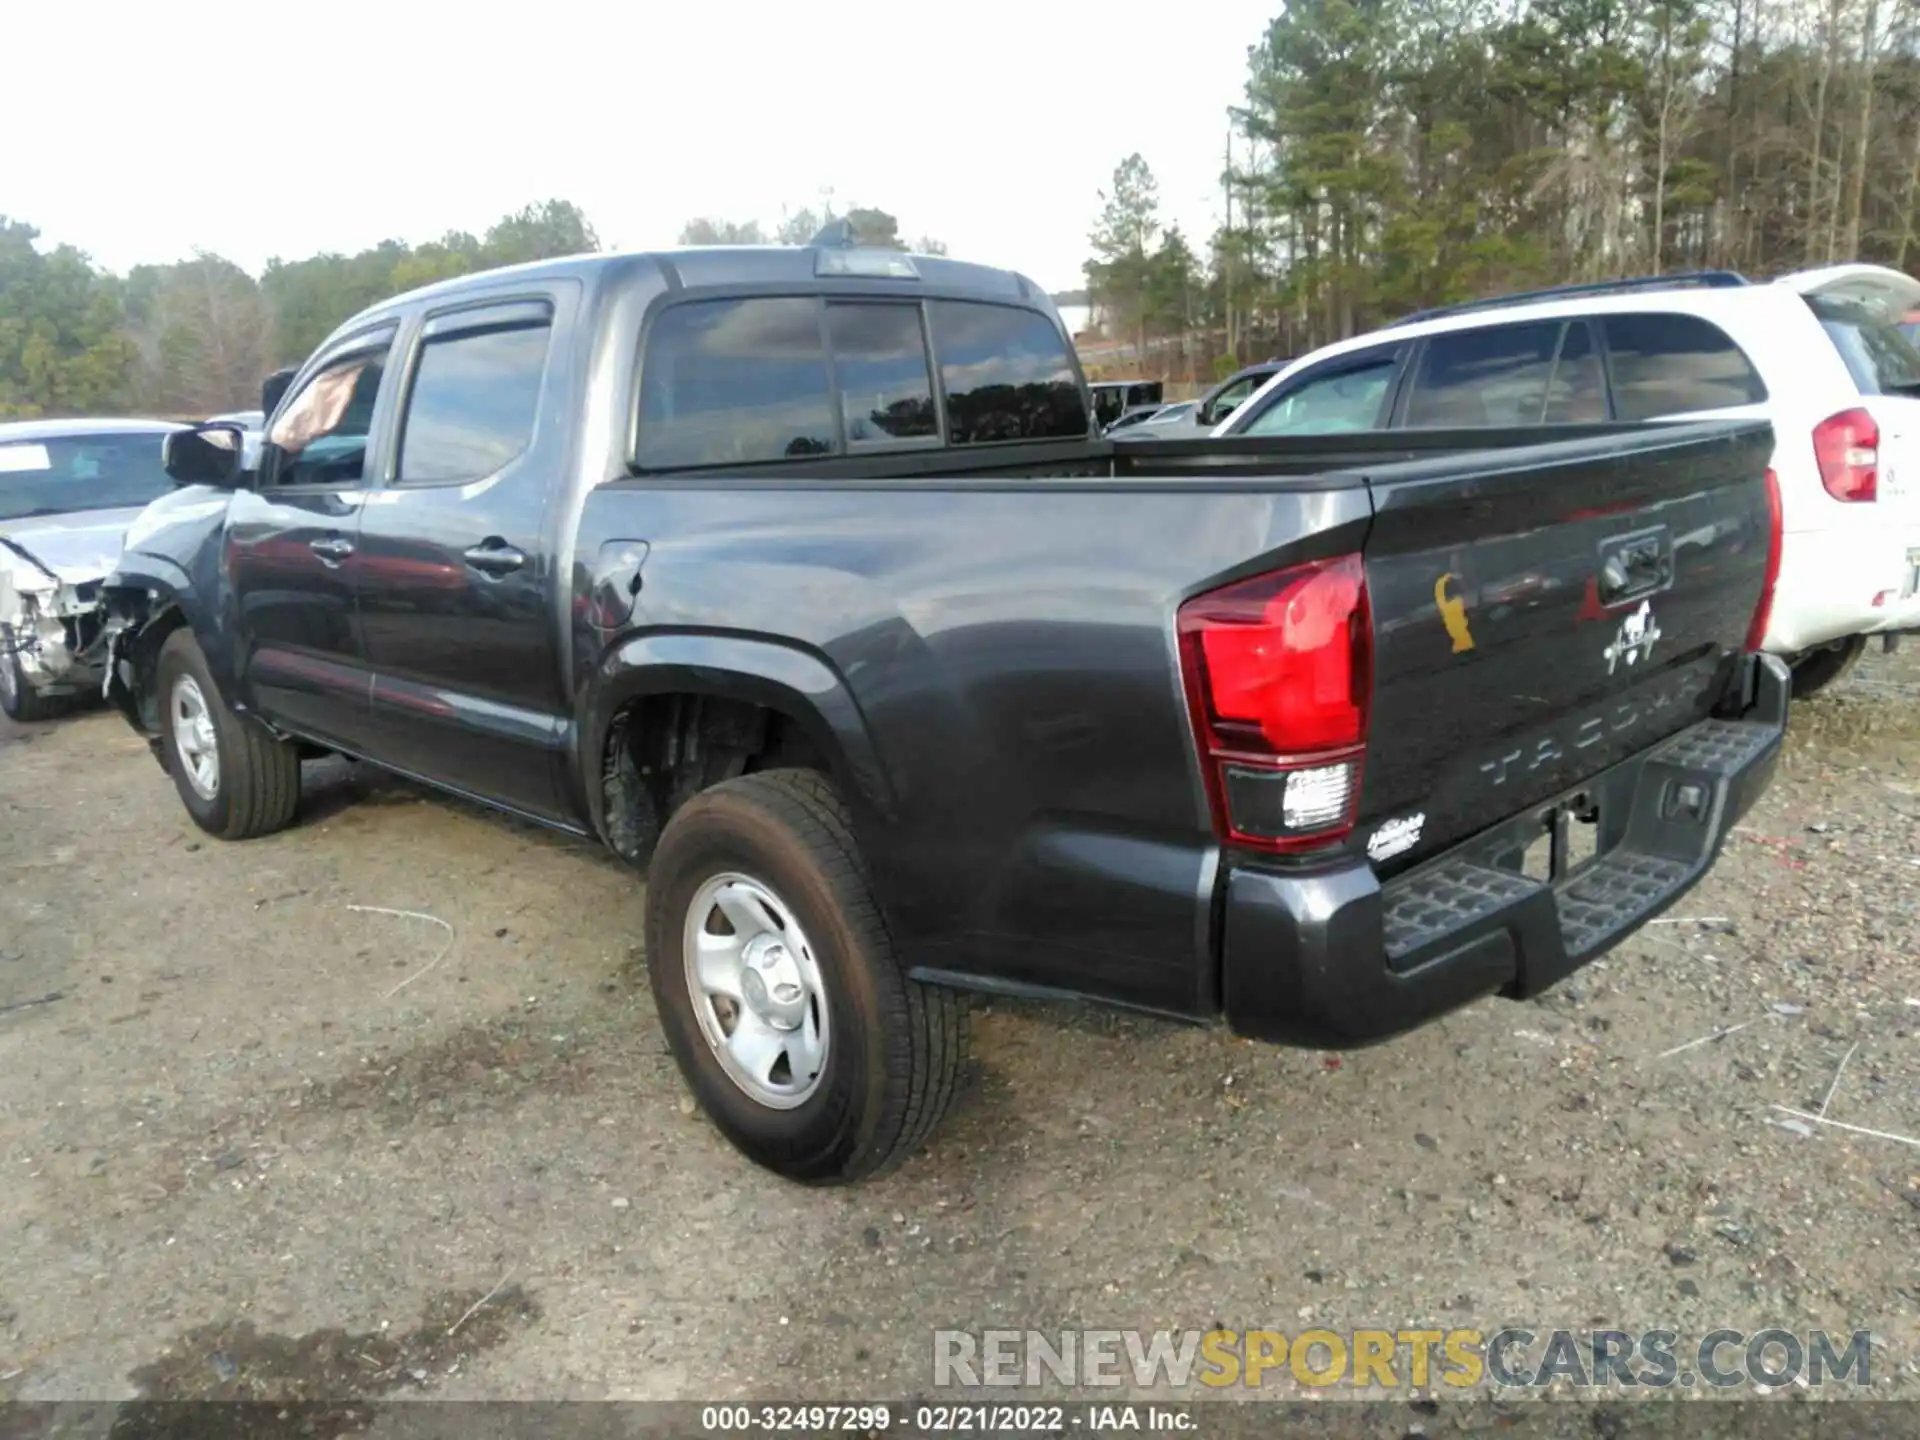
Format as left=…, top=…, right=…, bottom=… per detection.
left=573, top=476, right=1371, bottom=1016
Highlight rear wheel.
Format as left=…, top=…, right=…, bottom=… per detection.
left=644, top=768, right=966, bottom=1184
left=0, top=624, right=68, bottom=722
left=1789, top=636, right=1866, bottom=699
left=155, top=630, right=302, bottom=839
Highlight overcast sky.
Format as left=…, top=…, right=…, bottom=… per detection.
left=10, top=0, right=1278, bottom=295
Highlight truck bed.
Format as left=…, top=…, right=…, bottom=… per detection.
left=573, top=418, right=1778, bottom=1036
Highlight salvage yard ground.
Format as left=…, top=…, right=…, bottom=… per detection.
left=2, top=653, right=1918, bottom=1421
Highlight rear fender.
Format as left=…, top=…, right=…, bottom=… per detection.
left=577, top=630, right=893, bottom=841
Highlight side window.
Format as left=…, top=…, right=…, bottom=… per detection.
left=637, top=297, right=835, bottom=468
left=1241, top=353, right=1397, bottom=436
left=1602, top=313, right=1767, bottom=420
left=1205, top=375, right=1259, bottom=423
left=927, top=301, right=1089, bottom=444
left=825, top=303, right=937, bottom=446
left=398, top=314, right=552, bottom=483
left=1403, top=321, right=1561, bottom=427
left=1543, top=322, right=1608, bottom=423
left=264, top=345, right=389, bottom=488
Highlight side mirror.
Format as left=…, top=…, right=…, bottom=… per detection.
left=261, top=366, right=297, bottom=419
left=1213, top=399, right=1240, bottom=421
left=163, top=423, right=247, bottom=489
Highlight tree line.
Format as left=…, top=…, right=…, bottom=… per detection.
left=679, top=200, right=946, bottom=254
left=1086, top=0, right=1920, bottom=371
left=0, top=196, right=944, bottom=420
left=0, top=200, right=598, bottom=420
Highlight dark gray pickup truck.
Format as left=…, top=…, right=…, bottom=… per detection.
left=101, top=238, right=1788, bottom=1182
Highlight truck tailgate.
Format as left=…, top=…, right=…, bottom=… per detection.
left=1356, top=420, right=1776, bottom=869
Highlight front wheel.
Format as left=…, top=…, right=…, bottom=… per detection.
left=644, top=769, right=966, bottom=1184
left=1788, top=636, right=1866, bottom=699
left=155, top=630, right=302, bottom=839
left=0, top=624, right=69, bottom=722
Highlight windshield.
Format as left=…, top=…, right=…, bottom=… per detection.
left=1805, top=295, right=1920, bottom=396
left=0, top=432, right=175, bottom=523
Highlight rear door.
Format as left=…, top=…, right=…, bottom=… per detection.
left=352, top=291, right=572, bottom=821
left=1394, top=318, right=1610, bottom=428
left=1356, top=420, right=1775, bottom=870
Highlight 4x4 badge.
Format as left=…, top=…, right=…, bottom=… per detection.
left=1603, top=600, right=1662, bottom=675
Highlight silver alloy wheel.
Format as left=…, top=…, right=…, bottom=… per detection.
left=0, top=633, right=17, bottom=705
left=170, top=674, right=220, bottom=801
left=683, top=872, right=830, bottom=1109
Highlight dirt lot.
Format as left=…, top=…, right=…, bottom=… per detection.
left=2, top=650, right=1918, bottom=1423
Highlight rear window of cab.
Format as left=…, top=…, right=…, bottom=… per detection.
left=634, top=296, right=1089, bottom=469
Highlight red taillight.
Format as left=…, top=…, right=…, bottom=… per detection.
left=1178, top=554, right=1371, bottom=852
left=1746, top=467, right=1783, bottom=653
left=1813, top=408, right=1879, bottom=502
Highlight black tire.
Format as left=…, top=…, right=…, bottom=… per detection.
left=0, top=623, right=69, bottom=722
left=1789, top=636, right=1866, bottom=699
left=644, top=768, right=966, bottom=1184
left=155, top=629, right=302, bottom=839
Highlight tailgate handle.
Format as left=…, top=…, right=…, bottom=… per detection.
left=1599, top=532, right=1671, bottom=603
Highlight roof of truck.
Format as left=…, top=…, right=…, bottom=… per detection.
left=373, top=246, right=1054, bottom=315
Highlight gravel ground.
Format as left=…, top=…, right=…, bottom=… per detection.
left=1, top=649, right=1917, bottom=1430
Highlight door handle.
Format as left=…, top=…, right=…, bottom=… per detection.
left=463, top=541, right=527, bottom=576
left=1598, top=531, right=1671, bottom=604
left=309, top=536, right=354, bottom=563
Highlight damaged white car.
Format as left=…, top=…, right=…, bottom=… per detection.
left=0, top=418, right=182, bottom=721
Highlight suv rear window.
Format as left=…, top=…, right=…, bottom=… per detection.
left=1601, top=313, right=1766, bottom=419
left=1805, top=295, right=1920, bottom=397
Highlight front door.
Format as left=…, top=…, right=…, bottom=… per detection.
left=352, top=295, right=569, bottom=820
left=225, top=326, right=398, bottom=747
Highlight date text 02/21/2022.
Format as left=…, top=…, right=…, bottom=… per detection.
left=697, top=1404, right=1195, bottom=1432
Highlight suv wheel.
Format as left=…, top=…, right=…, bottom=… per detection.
left=644, top=769, right=966, bottom=1184
left=1788, top=636, right=1866, bottom=699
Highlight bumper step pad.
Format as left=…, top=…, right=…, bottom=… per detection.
left=1645, top=718, right=1776, bottom=772
left=1556, top=852, right=1691, bottom=956
left=1380, top=714, right=1782, bottom=974
left=1384, top=860, right=1541, bottom=963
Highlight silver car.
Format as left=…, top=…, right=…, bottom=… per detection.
left=0, top=418, right=182, bottom=720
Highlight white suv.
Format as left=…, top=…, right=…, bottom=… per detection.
left=1217, top=265, right=1920, bottom=696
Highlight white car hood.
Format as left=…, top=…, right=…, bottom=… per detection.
left=0, top=507, right=146, bottom=586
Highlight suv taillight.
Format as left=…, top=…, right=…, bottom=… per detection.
left=1746, top=467, right=1783, bottom=652
left=1813, top=408, right=1879, bottom=502
left=1177, top=555, right=1371, bottom=852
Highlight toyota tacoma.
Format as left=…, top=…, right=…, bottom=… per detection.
left=99, top=237, right=1788, bottom=1183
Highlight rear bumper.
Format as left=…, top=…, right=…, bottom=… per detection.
left=1767, top=522, right=1920, bottom=651
left=1220, top=653, right=1789, bottom=1048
